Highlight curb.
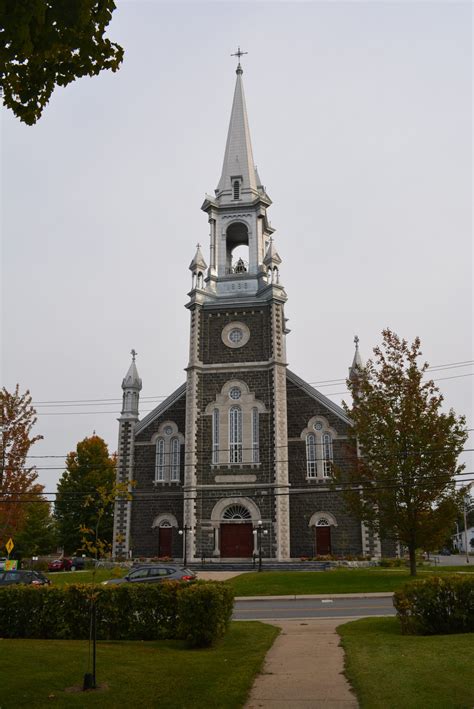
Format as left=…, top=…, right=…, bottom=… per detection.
left=235, top=592, right=394, bottom=601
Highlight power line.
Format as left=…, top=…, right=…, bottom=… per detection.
left=30, top=359, right=474, bottom=407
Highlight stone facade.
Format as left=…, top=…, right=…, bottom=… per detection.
left=112, top=63, right=381, bottom=562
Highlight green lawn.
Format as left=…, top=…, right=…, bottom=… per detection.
left=338, top=617, right=474, bottom=709
left=2, top=622, right=278, bottom=708
left=47, top=568, right=118, bottom=586
left=228, top=567, right=473, bottom=596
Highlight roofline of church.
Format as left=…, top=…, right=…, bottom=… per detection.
left=134, top=370, right=351, bottom=434
left=135, top=382, right=187, bottom=435
left=286, top=370, right=352, bottom=425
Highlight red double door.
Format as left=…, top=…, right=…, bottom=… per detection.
left=220, top=523, right=253, bottom=558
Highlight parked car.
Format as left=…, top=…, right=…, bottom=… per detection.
left=102, top=564, right=196, bottom=586
left=48, top=558, right=73, bottom=572
left=0, top=570, right=51, bottom=586
left=70, top=557, right=86, bottom=570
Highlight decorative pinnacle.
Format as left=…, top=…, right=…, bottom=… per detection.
left=131, top=348, right=137, bottom=361
left=354, top=335, right=359, bottom=349
left=231, top=46, right=248, bottom=74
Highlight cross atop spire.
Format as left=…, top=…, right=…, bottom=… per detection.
left=131, top=348, right=137, bottom=361
left=231, top=46, right=248, bottom=74
left=354, top=335, right=359, bottom=349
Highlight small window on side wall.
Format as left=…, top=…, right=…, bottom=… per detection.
left=233, top=180, right=240, bottom=200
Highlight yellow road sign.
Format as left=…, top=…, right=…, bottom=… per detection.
left=5, top=538, right=14, bottom=555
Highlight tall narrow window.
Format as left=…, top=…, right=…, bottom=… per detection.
left=229, top=406, right=242, bottom=463
left=212, top=408, right=219, bottom=464
left=322, top=433, right=333, bottom=477
left=252, top=407, right=259, bottom=463
left=233, top=180, right=240, bottom=200
left=171, top=438, right=180, bottom=481
left=306, top=433, right=317, bottom=478
left=155, top=439, right=165, bottom=481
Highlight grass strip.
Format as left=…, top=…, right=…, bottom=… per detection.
left=338, top=617, right=474, bottom=709
left=227, top=568, right=468, bottom=596
left=1, top=621, right=278, bottom=708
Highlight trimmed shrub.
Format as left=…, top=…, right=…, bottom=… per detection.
left=177, top=581, right=234, bottom=647
left=0, top=581, right=234, bottom=645
left=394, top=575, right=474, bottom=635
left=379, top=558, right=404, bottom=568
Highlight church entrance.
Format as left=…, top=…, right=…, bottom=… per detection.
left=220, top=523, right=253, bottom=558
left=158, top=527, right=172, bottom=557
left=315, top=525, right=332, bottom=555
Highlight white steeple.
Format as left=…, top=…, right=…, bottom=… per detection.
left=216, top=61, right=259, bottom=203
left=349, top=336, right=364, bottom=381
left=199, top=50, right=283, bottom=302
left=121, top=349, right=142, bottom=420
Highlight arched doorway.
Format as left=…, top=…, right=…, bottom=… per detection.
left=220, top=504, right=254, bottom=558
left=152, top=514, right=178, bottom=558
left=158, top=521, right=172, bottom=557
left=309, top=512, right=337, bottom=556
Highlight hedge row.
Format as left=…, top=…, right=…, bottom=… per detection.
left=0, top=581, right=234, bottom=647
left=394, top=575, right=474, bottom=635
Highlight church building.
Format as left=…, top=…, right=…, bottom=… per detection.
left=112, top=58, right=380, bottom=563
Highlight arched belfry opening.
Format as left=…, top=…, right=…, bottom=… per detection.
left=226, top=221, right=249, bottom=273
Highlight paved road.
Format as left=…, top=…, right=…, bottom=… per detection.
left=234, top=595, right=395, bottom=620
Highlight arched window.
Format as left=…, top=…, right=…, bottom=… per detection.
left=252, top=408, right=259, bottom=463
left=322, top=433, right=333, bottom=477
left=212, top=408, right=219, bottom=464
left=233, top=180, right=240, bottom=200
left=223, top=505, right=251, bottom=520
left=155, top=439, right=165, bottom=481
left=170, top=438, right=180, bottom=481
left=306, top=433, right=317, bottom=478
left=229, top=406, right=243, bottom=463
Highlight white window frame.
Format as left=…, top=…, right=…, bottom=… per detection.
left=212, top=408, right=219, bottom=464
left=155, top=439, right=165, bottom=481
left=170, top=438, right=180, bottom=481
left=252, top=407, right=259, bottom=463
left=322, top=433, right=333, bottom=477
left=306, top=433, right=317, bottom=478
left=229, top=405, right=243, bottom=463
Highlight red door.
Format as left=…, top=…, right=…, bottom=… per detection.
left=315, top=526, right=331, bottom=555
left=220, top=524, right=253, bottom=558
left=158, top=527, right=172, bottom=557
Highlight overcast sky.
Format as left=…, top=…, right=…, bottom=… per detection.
left=2, top=0, right=472, bottom=494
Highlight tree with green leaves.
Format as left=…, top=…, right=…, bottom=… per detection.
left=54, top=435, right=116, bottom=554
left=0, top=0, right=123, bottom=125
left=80, top=479, right=132, bottom=561
left=342, top=329, right=468, bottom=576
left=15, top=493, right=58, bottom=557
left=0, top=385, right=43, bottom=544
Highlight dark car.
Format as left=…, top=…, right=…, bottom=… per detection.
left=70, top=557, right=86, bottom=570
left=102, top=564, right=196, bottom=586
left=0, top=570, right=51, bottom=586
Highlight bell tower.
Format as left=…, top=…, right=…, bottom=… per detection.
left=183, top=52, right=291, bottom=561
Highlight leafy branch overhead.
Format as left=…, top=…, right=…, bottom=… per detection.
left=0, top=0, right=123, bottom=125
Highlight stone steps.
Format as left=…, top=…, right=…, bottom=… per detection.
left=188, top=561, right=330, bottom=572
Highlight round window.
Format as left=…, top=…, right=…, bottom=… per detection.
left=164, top=426, right=173, bottom=435
left=229, top=328, right=243, bottom=344
left=314, top=422, right=323, bottom=431
left=229, top=387, right=241, bottom=400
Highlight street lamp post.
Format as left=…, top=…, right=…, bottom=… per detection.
left=178, top=526, right=192, bottom=567
left=253, top=520, right=268, bottom=572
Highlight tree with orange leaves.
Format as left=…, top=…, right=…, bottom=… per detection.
left=0, top=385, right=43, bottom=545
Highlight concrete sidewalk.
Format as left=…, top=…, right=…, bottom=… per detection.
left=245, top=618, right=358, bottom=709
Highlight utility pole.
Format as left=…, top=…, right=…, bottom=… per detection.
left=463, top=496, right=470, bottom=564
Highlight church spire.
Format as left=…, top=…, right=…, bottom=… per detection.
left=121, top=349, right=142, bottom=420
left=348, top=335, right=364, bottom=382
left=216, top=49, right=259, bottom=201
